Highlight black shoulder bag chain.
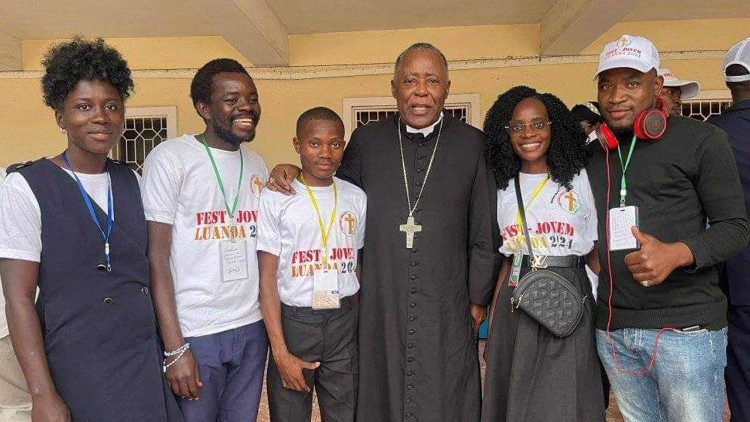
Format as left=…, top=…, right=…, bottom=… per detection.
left=510, top=176, right=586, bottom=337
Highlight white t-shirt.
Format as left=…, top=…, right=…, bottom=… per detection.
left=141, top=134, right=268, bottom=337
left=257, top=178, right=366, bottom=307
left=0, top=168, right=8, bottom=339
left=0, top=162, right=137, bottom=338
left=498, top=169, right=597, bottom=258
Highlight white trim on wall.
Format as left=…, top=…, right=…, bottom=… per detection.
left=0, top=50, right=726, bottom=81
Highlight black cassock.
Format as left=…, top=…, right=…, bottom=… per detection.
left=337, top=113, right=499, bottom=422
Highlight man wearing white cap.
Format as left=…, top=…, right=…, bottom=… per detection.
left=586, top=34, right=748, bottom=422
left=707, top=36, right=750, bottom=422
left=657, top=68, right=700, bottom=115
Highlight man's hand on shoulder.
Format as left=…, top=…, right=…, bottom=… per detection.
left=266, top=164, right=301, bottom=195
left=624, top=227, right=694, bottom=287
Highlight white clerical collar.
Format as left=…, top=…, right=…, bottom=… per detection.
left=405, top=112, right=444, bottom=136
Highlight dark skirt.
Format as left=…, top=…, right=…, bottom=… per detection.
left=481, top=266, right=605, bottom=422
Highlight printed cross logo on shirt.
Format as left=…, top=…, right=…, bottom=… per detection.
left=250, top=174, right=264, bottom=198
left=555, top=189, right=582, bottom=215
left=339, top=211, right=357, bottom=237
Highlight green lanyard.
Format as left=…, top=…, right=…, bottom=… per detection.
left=198, top=134, right=244, bottom=220
left=616, top=135, right=638, bottom=207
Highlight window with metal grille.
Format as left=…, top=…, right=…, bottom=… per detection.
left=343, top=94, right=480, bottom=138
left=355, top=107, right=468, bottom=127
left=680, top=91, right=732, bottom=122
left=111, top=107, right=177, bottom=173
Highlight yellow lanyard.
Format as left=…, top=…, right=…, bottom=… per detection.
left=514, top=174, right=550, bottom=231
left=300, top=174, right=338, bottom=264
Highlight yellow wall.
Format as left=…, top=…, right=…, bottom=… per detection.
left=1, top=19, right=747, bottom=168
left=22, top=36, right=253, bottom=71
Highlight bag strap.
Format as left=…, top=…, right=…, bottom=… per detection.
left=514, top=176, right=536, bottom=261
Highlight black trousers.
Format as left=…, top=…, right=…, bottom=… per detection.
left=727, top=304, right=750, bottom=422
left=268, top=296, right=358, bottom=422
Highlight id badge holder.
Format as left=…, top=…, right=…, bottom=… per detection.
left=608, top=206, right=640, bottom=251
left=220, top=239, right=248, bottom=282
left=509, top=252, right=523, bottom=287
left=312, top=267, right=340, bottom=309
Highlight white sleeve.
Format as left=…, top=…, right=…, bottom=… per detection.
left=132, top=169, right=143, bottom=189
left=0, top=173, right=42, bottom=262
left=141, top=151, right=181, bottom=225
left=356, top=195, right=366, bottom=250
left=256, top=191, right=282, bottom=256
left=582, top=174, right=599, bottom=243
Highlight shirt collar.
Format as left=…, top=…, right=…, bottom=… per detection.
left=404, top=112, right=444, bottom=136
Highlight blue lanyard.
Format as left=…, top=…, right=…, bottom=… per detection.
left=62, top=153, right=114, bottom=272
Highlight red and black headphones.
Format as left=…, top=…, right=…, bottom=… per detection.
left=588, top=98, right=669, bottom=149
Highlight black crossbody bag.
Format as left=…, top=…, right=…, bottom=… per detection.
left=510, top=177, right=585, bottom=338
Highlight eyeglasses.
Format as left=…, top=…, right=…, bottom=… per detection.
left=504, top=120, right=552, bottom=135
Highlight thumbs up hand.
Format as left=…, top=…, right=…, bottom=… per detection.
left=624, top=227, right=694, bottom=287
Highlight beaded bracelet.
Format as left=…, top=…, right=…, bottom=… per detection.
left=163, top=343, right=190, bottom=373
left=164, top=342, right=190, bottom=357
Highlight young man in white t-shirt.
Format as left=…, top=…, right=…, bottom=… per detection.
left=141, top=58, right=269, bottom=420
left=258, top=107, right=366, bottom=421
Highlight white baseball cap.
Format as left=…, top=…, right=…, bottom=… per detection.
left=595, top=35, right=660, bottom=78
left=658, top=68, right=700, bottom=99
left=723, top=37, right=750, bottom=83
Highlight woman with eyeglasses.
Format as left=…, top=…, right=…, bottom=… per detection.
left=481, top=86, right=605, bottom=421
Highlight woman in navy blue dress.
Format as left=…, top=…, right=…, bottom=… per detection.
left=0, top=37, right=181, bottom=421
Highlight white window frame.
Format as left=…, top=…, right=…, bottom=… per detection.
left=680, top=90, right=732, bottom=121
left=125, top=106, right=178, bottom=138
left=342, top=93, right=480, bottom=140
left=110, top=106, right=177, bottom=162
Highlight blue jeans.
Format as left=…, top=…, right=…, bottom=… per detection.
left=596, top=328, right=727, bottom=422
left=179, top=321, right=269, bottom=421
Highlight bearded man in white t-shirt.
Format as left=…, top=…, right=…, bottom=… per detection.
left=141, top=58, right=269, bottom=421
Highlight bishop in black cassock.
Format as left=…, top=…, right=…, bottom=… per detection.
left=337, top=109, right=498, bottom=421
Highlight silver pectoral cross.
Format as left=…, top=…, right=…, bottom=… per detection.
left=399, top=215, right=422, bottom=249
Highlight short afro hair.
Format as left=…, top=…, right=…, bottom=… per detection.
left=41, top=37, right=133, bottom=111
left=296, top=107, right=344, bottom=137
left=190, top=58, right=252, bottom=113
left=484, top=85, right=589, bottom=190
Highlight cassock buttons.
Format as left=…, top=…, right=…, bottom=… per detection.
left=410, top=302, right=416, bottom=308
left=103, top=297, right=115, bottom=306
left=408, top=329, right=415, bottom=335
left=410, top=275, right=417, bottom=281
left=141, top=287, right=150, bottom=295
left=409, top=316, right=416, bottom=322
left=410, top=288, right=418, bottom=294
left=406, top=384, right=413, bottom=390
left=407, top=357, right=414, bottom=363
left=406, top=412, right=413, bottom=417
left=411, top=261, right=418, bottom=267
left=408, top=343, right=415, bottom=348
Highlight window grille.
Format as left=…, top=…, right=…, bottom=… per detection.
left=111, top=107, right=177, bottom=173
left=679, top=91, right=732, bottom=122
left=343, top=94, right=480, bottom=137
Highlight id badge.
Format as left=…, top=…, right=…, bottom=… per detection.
left=312, top=268, right=340, bottom=310
left=608, top=206, right=640, bottom=251
left=509, top=252, right=523, bottom=287
left=220, top=240, right=248, bottom=282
